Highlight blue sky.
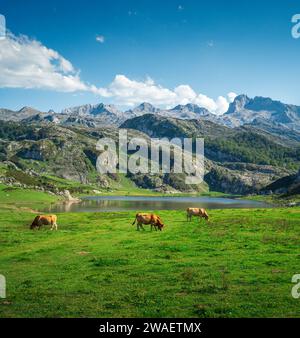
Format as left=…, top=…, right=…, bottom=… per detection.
left=0, top=0, right=300, bottom=113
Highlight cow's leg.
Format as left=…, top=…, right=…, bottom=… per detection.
left=137, top=222, right=140, bottom=231
left=54, top=222, right=58, bottom=230
left=137, top=222, right=144, bottom=231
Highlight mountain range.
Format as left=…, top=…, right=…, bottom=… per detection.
left=1, top=94, right=300, bottom=134
left=0, top=94, right=300, bottom=195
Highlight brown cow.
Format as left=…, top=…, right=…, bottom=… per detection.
left=30, top=215, right=58, bottom=230
left=132, top=213, right=164, bottom=231
left=186, top=208, right=209, bottom=222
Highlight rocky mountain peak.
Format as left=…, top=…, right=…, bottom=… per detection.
left=171, top=103, right=210, bottom=115
left=18, top=106, right=41, bottom=114
left=61, top=103, right=121, bottom=117
left=226, top=94, right=250, bottom=115
left=137, top=102, right=156, bottom=111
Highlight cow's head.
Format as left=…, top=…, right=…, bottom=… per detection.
left=30, top=222, right=37, bottom=229
left=157, top=220, right=164, bottom=231
left=30, top=216, right=39, bottom=229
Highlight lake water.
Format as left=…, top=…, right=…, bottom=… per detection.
left=43, top=195, right=272, bottom=213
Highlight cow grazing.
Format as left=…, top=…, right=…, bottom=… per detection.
left=132, top=213, right=164, bottom=231
left=30, top=215, right=58, bottom=230
left=186, top=208, right=209, bottom=222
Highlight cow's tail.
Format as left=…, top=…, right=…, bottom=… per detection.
left=132, top=214, right=137, bottom=225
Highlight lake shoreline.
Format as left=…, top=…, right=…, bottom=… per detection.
left=43, top=194, right=274, bottom=213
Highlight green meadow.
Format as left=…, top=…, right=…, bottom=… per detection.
left=0, top=186, right=300, bottom=318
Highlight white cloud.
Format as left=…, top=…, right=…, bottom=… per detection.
left=227, top=92, right=237, bottom=102
left=174, top=85, right=197, bottom=104
left=93, top=74, right=177, bottom=107
left=93, top=75, right=236, bottom=114
left=0, top=32, right=90, bottom=92
left=0, top=32, right=236, bottom=114
left=96, top=35, right=105, bottom=43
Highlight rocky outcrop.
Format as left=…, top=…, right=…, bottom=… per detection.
left=262, top=169, right=300, bottom=196
left=204, top=163, right=291, bottom=195
left=62, top=190, right=81, bottom=202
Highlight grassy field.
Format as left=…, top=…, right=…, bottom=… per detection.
left=245, top=193, right=300, bottom=206
left=0, top=202, right=300, bottom=317
left=0, top=184, right=59, bottom=211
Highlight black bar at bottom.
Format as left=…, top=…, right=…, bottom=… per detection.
left=0, top=318, right=298, bottom=336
